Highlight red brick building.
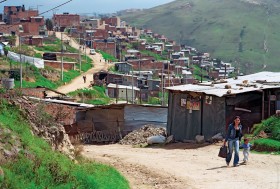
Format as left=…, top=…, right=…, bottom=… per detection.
left=2, top=5, right=45, bottom=36
left=101, top=16, right=120, bottom=27
left=53, top=13, right=80, bottom=31
left=93, top=41, right=116, bottom=57
left=4, top=5, right=38, bottom=24
left=21, top=16, right=45, bottom=36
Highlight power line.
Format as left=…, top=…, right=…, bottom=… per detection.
left=0, top=0, right=74, bottom=33
left=0, top=0, right=8, bottom=4
left=39, top=0, right=73, bottom=16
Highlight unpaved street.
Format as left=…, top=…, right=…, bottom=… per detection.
left=55, top=32, right=108, bottom=94
left=83, top=143, right=280, bottom=189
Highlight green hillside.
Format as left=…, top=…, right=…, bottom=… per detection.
left=120, top=0, right=280, bottom=74
left=0, top=97, right=129, bottom=188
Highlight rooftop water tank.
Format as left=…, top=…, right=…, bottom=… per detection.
left=2, top=78, right=14, bottom=89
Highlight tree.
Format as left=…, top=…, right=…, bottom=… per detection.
left=45, top=19, right=53, bottom=31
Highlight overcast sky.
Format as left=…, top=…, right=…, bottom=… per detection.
left=0, top=0, right=175, bottom=16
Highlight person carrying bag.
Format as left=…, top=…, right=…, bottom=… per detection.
left=218, top=145, right=228, bottom=158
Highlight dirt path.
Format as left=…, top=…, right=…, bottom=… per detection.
left=82, top=143, right=280, bottom=189
left=54, top=32, right=108, bottom=94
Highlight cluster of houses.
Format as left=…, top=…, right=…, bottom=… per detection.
left=1, top=5, right=280, bottom=142
left=0, top=4, right=240, bottom=103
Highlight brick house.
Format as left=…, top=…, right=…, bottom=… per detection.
left=21, top=35, right=43, bottom=46
left=21, top=16, right=45, bottom=36
left=101, top=16, right=121, bottom=27
left=93, top=40, right=116, bottom=57
left=2, top=5, right=45, bottom=36
left=4, top=5, right=38, bottom=25
left=53, top=13, right=80, bottom=31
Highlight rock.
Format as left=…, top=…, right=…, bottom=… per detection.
left=258, top=131, right=268, bottom=138
left=211, top=133, right=224, bottom=142
left=3, top=149, right=13, bottom=158
left=147, top=135, right=166, bottom=145
left=195, top=135, right=205, bottom=144
left=119, top=125, right=166, bottom=145
left=225, top=85, right=231, bottom=89
left=166, top=135, right=174, bottom=144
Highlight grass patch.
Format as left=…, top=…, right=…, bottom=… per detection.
left=68, top=86, right=111, bottom=105
left=147, top=97, right=161, bottom=105
left=253, top=138, right=280, bottom=153
left=250, top=116, right=280, bottom=153
left=252, top=116, right=280, bottom=141
left=98, top=50, right=118, bottom=62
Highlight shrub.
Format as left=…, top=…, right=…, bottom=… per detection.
left=253, top=138, right=280, bottom=152
left=252, top=116, right=280, bottom=140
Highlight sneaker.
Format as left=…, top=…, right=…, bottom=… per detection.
left=233, top=164, right=239, bottom=167
left=226, top=162, right=229, bottom=167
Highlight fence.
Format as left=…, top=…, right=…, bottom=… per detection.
left=7, top=51, right=44, bottom=68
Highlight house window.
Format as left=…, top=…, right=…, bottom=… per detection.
left=35, top=18, right=42, bottom=22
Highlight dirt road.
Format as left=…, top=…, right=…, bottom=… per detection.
left=54, top=32, right=108, bottom=94
left=82, top=143, right=280, bottom=189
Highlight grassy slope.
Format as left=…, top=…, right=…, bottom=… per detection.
left=68, top=86, right=111, bottom=105
left=120, top=0, right=280, bottom=74
left=1, top=35, right=92, bottom=89
left=0, top=99, right=129, bottom=188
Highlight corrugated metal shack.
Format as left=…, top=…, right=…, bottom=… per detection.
left=166, top=72, right=280, bottom=141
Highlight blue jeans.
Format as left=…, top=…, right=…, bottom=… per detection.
left=226, top=138, right=239, bottom=165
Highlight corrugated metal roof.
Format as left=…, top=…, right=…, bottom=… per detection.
left=28, top=97, right=95, bottom=107
left=107, top=83, right=140, bottom=91
left=166, top=72, right=280, bottom=97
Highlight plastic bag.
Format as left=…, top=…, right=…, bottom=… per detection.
left=218, top=145, right=227, bottom=158
left=147, top=135, right=166, bottom=144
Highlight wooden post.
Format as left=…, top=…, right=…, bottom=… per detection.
left=126, top=87, right=128, bottom=103
left=116, top=84, right=118, bottom=104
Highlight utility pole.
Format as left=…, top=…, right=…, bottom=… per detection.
left=131, top=69, right=134, bottom=104
left=83, top=27, right=87, bottom=63
left=79, top=35, right=81, bottom=72
left=201, top=66, right=203, bottom=83
left=224, top=64, right=227, bottom=79
left=138, top=58, right=140, bottom=76
left=19, top=35, right=22, bottom=88
left=161, top=62, right=164, bottom=106
left=61, top=32, right=64, bottom=81
left=91, top=31, right=93, bottom=49
left=168, top=61, right=170, bottom=87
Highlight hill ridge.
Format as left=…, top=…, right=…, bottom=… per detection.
left=120, top=0, right=280, bottom=74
